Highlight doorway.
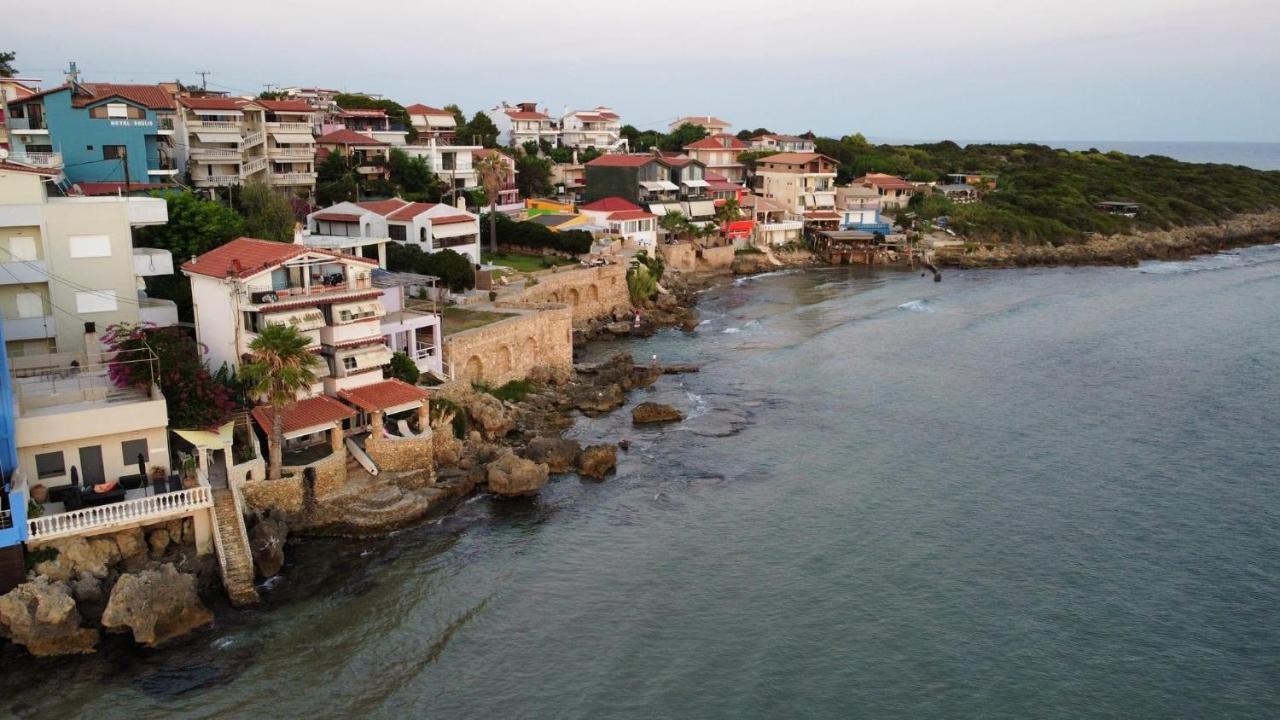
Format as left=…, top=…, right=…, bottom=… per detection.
left=78, top=446, right=105, bottom=486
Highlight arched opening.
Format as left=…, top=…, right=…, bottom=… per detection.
left=495, top=345, right=512, bottom=376
left=567, top=288, right=580, bottom=306
left=548, top=292, right=561, bottom=303
left=420, top=227, right=428, bottom=243
left=586, top=284, right=599, bottom=302
left=523, top=335, right=538, bottom=358
left=464, top=355, right=483, bottom=381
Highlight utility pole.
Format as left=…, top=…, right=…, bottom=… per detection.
left=195, top=71, right=210, bottom=91
left=263, top=83, right=277, bottom=96
left=120, top=146, right=130, bottom=190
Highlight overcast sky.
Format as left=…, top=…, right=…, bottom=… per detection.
left=14, top=0, right=1279, bottom=142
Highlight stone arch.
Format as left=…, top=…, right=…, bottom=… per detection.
left=494, top=345, right=513, bottom=377
left=523, top=335, right=539, bottom=358
left=586, top=284, right=599, bottom=302
left=464, top=355, right=483, bottom=382
left=548, top=291, right=561, bottom=303
left=567, top=287, right=580, bottom=305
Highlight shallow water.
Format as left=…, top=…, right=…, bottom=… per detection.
left=4, top=245, right=1280, bottom=719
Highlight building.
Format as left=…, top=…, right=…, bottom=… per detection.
left=560, top=107, right=626, bottom=152
left=492, top=102, right=559, bottom=148
left=374, top=270, right=443, bottom=377
left=683, top=134, right=748, bottom=184
left=749, top=134, right=816, bottom=153
left=316, top=128, right=391, bottom=179
left=754, top=153, right=838, bottom=216
left=308, top=198, right=482, bottom=264
left=470, top=149, right=521, bottom=208
left=670, top=115, right=731, bottom=134
left=579, top=198, right=658, bottom=248
left=334, top=108, right=406, bottom=146
left=405, top=104, right=457, bottom=141
left=0, top=77, right=43, bottom=159
left=400, top=138, right=482, bottom=193
left=5, top=82, right=178, bottom=185
left=741, top=195, right=803, bottom=247
left=176, top=97, right=317, bottom=199
left=854, top=173, right=918, bottom=209
left=0, top=160, right=177, bottom=357
left=935, top=184, right=979, bottom=204
left=583, top=154, right=708, bottom=207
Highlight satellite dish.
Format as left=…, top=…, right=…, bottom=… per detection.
left=0, top=148, right=9, bottom=160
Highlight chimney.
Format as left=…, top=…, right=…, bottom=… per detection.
left=456, top=196, right=467, bottom=211
left=293, top=221, right=305, bottom=245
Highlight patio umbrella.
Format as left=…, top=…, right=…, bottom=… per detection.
left=70, top=465, right=80, bottom=489
left=137, top=453, right=147, bottom=487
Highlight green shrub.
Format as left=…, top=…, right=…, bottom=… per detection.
left=473, top=379, right=536, bottom=403
left=386, top=351, right=419, bottom=385
left=627, top=263, right=658, bottom=303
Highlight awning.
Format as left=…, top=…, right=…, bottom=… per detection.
left=687, top=201, right=717, bottom=218
left=432, top=222, right=477, bottom=239
left=196, top=132, right=241, bottom=143
left=172, top=421, right=235, bottom=450
left=682, top=179, right=710, bottom=188
left=336, top=344, right=393, bottom=372
left=639, top=181, right=666, bottom=192
left=332, top=300, right=386, bottom=324
left=647, top=203, right=673, bottom=215
left=262, top=307, right=325, bottom=332
left=271, top=132, right=314, bottom=145
left=196, top=109, right=242, bottom=117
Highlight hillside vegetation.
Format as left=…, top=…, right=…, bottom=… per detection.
left=814, top=138, right=1280, bottom=244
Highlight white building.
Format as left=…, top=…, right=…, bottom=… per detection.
left=560, top=107, right=626, bottom=152
left=670, top=115, right=732, bottom=134
left=307, top=198, right=482, bottom=264
left=750, top=134, right=816, bottom=153
left=492, top=102, right=559, bottom=148
left=400, top=138, right=482, bottom=192
left=754, top=152, right=838, bottom=216
left=579, top=198, right=658, bottom=248
left=175, top=96, right=317, bottom=200
left=405, top=104, right=457, bottom=141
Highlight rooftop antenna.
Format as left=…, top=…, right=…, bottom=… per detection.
left=64, top=61, right=81, bottom=85
left=195, top=71, right=211, bottom=91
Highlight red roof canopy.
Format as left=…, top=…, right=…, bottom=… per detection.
left=684, top=133, right=747, bottom=150
left=429, top=214, right=475, bottom=226
left=406, top=103, right=452, bottom=116
left=182, top=237, right=375, bottom=279
left=259, top=99, right=313, bottom=112
left=580, top=197, right=642, bottom=212
left=338, top=379, right=429, bottom=413
left=180, top=96, right=250, bottom=111
left=252, top=396, right=355, bottom=435
left=354, top=198, right=410, bottom=215
left=316, top=128, right=387, bottom=146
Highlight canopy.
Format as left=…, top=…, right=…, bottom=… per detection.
left=336, top=344, right=393, bottom=372
left=173, top=421, right=235, bottom=450
left=686, top=201, right=717, bottom=218
left=431, top=222, right=477, bottom=239
left=681, top=179, right=710, bottom=188
left=640, top=180, right=679, bottom=192
left=196, top=132, right=241, bottom=143
left=271, top=132, right=315, bottom=145
left=332, top=300, right=386, bottom=324
left=195, top=109, right=242, bottom=117
left=263, top=307, right=325, bottom=332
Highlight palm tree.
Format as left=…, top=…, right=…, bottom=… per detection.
left=240, top=324, right=319, bottom=480
left=715, top=197, right=741, bottom=224
left=659, top=210, right=691, bottom=241
left=475, top=152, right=511, bottom=255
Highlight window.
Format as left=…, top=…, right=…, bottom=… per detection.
left=15, top=292, right=44, bottom=319
left=106, top=103, right=129, bottom=118
left=74, top=290, right=118, bottom=314
left=102, top=145, right=128, bottom=161
left=69, top=234, right=112, bottom=258
left=7, top=235, right=37, bottom=261
left=34, top=451, right=65, bottom=479
left=343, top=356, right=358, bottom=371
left=121, top=438, right=149, bottom=467
left=388, top=224, right=407, bottom=242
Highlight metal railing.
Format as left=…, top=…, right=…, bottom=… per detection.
left=193, top=174, right=240, bottom=186
left=191, top=147, right=240, bottom=159
left=8, top=151, right=63, bottom=167
left=27, top=485, right=213, bottom=542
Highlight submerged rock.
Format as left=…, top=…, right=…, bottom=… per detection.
left=485, top=451, right=550, bottom=497
left=632, top=402, right=685, bottom=425
left=101, top=564, right=214, bottom=647
left=569, top=382, right=626, bottom=415
left=250, top=516, right=289, bottom=579
left=578, top=444, right=618, bottom=480
left=0, top=577, right=99, bottom=656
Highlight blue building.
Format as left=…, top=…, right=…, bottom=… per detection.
left=839, top=206, right=893, bottom=236
left=6, top=81, right=179, bottom=189
left=0, top=317, right=28, bottom=556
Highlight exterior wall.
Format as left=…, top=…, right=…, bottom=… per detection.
left=240, top=450, right=348, bottom=515
left=443, top=305, right=573, bottom=385
left=658, top=242, right=697, bottom=272
left=189, top=275, right=240, bottom=372
left=16, top=395, right=170, bottom=491
left=699, top=245, right=736, bottom=269
left=39, top=90, right=171, bottom=184
left=365, top=432, right=435, bottom=474
left=513, top=264, right=627, bottom=320
left=584, top=166, right=640, bottom=204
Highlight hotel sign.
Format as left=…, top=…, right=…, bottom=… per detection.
left=110, top=119, right=154, bottom=127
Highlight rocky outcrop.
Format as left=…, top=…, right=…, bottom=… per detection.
left=0, top=577, right=99, bottom=656
left=632, top=402, right=685, bottom=425
left=250, top=516, right=289, bottom=579
left=578, top=444, right=618, bottom=479
left=29, top=536, right=122, bottom=582
left=731, top=251, right=775, bottom=275
left=100, top=564, right=213, bottom=647
left=568, top=382, right=626, bottom=415
left=520, top=436, right=582, bottom=473
left=485, top=451, right=550, bottom=497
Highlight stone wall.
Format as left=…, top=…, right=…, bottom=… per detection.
left=513, top=264, right=628, bottom=321
left=699, top=245, right=736, bottom=270
left=444, top=304, right=573, bottom=386
left=240, top=450, right=348, bottom=516
left=365, top=432, right=436, bottom=475
left=658, top=242, right=697, bottom=272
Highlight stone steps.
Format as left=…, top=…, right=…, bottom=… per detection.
left=211, top=489, right=260, bottom=606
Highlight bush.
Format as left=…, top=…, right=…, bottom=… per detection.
left=386, top=245, right=476, bottom=292
left=480, top=212, right=592, bottom=255
left=430, top=398, right=467, bottom=438
left=627, top=263, right=658, bottom=303
left=386, top=351, right=419, bottom=385
left=473, top=379, right=536, bottom=403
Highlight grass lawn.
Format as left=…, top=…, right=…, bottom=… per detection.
left=443, top=306, right=516, bottom=334
left=483, top=252, right=577, bottom=274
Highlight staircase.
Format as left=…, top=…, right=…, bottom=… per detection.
left=211, top=488, right=260, bottom=606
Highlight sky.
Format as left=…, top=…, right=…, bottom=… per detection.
left=13, top=0, right=1280, bottom=142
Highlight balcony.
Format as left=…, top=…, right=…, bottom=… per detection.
left=249, top=274, right=375, bottom=307
left=242, top=130, right=265, bottom=148
left=28, top=485, right=213, bottom=543
left=186, top=119, right=241, bottom=130
left=154, top=115, right=175, bottom=135
left=133, top=247, right=173, bottom=277
left=269, top=146, right=314, bottom=159
left=241, top=156, right=269, bottom=176
left=138, top=297, right=179, bottom=326
left=266, top=121, right=312, bottom=132
left=8, top=117, right=49, bottom=134
left=2, top=315, right=55, bottom=341
left=7, top=151, right=62, bottom=168
left=758, top=220, right=804, bottom=233
left=0, top=259, right=48, bottom=284
left=190, top=146, right=241, bottom=160
left=191, top=173, right=239, bottom=187
left=271, top=172, right=317, bottom=184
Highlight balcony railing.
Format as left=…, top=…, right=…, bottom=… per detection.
left=190, top=120, right=241, bottom=130
left=267, top=121, right=311, bottom=132
left=269, top=147, right=314, bottom=158
left=191, top=147, right=241, bottom=160
left=28, top=486, right=213, bottom=542
left=242, top=130, right=265, bottom=148
left=192, top=174, right=241, bottom=187
left=8, top=151, right=63, bottom=167
left=271, top=172, right=317, bottom=184
left=241, top=156, right=268, bottom=176
left=8, top=117, right=48, bottom=131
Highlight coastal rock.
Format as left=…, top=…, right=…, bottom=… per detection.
left=604, top=321, right=634, bottom=336
left=0, top=577, right=99, bottom=656
left=101, top=564, right=214, bottom=647
left=527, top=364, right=572, bottom=386
left=462, top=392, right=515, bottom=439
left=578, top=444, right=618, bottom=480
left=632, top=402, right=684, bottom=425
left=520, top=437, right=582, bottom=474
left=485, top=451, right=550, bottom=497
left=661, top=363, right=700, bottom=374
left=147, top=529, right=171, bottom=558
left=731, top=252, right=774, bottom=275
left=569, top=382, right=626, bottom=415
left=30, top=536, right=121, bottom=581
left=250, top=516, right=289, bottom=579
left=111, top=528, right=147, bottom=561
left=656, top=293, right=680, bottom=310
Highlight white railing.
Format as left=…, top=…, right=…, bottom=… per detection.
left=241, top=156, right=268, bottom=176
left=191, top=147, right=241, bottom=159
left=413, top=340, right=437, bottom=360
left=758, top=221, right=804, bottom=232
left=269, top=147, right=314, bottom=158
left=267, top=121, right=311, bottom=132
left=193, top=174, right=240, bottom=186
left=271, top=172, right=317, bottom=183
left=242, top=130, right=265, bottom=148
left=8, top=151, right=63, bottom=167
left=28, top=486, right=213, bottom=541
left=192, top=120, right=242, bottom=130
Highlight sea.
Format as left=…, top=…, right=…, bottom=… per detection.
left=2, top=247, right=1280, bottom=719
left=869, top=139, right=1280, bottom=172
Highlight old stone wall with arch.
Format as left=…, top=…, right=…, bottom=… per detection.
left=514, top=263, right=629, bottom=321
left=443, top=304, right=574, bottom=386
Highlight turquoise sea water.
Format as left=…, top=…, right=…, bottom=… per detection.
left=2, top=246, right=1279, bottom=719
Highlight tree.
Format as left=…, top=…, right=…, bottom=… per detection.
left=659, top=210, right=693, bottom=240
left=334, top=93, right=416, bottom=142
left=476, top=152, right=512, bottom=254
left=0, top=51, right=15, bottom=78
left=660, top=123, right=708, bottom=152
left=103, top=323, right=234, bottom=431
left=444, top=104, right=466, bottom=127
left=136, top=191, right=244, bottom=321
left=257, top=90, right=287, bottom=100
left=466, top=111, right=500, bottom=148
left=239, top=325, right=320, bottom=480
left=386, top=352, right=419, bottom=385
left=737, top=127, right=772, bottom=141
left=237, top=182, right=297, bottom=241
left=515, top=153, right=552, bottom=199
left=715, top=197, right=741, bottom=224
left=388, top=148, right=434, bottom=196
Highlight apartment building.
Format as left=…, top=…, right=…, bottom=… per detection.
left=405, top=104, right=457, bottom=141
left=177, top=97, right=317, bottom=199
left=754, top=153, right=839, bottom=216
left=560, top=107, right=626, bottom=152
left=583, top=154, right=709, bottom=208
left=400, top=137, right=482, bottom=192
left=308, top=198, right=482, bottom=264
left=683, top=133, right=748, bottom=183
left=471, top=149, right=521, bottom=208
left=5, top=82, right=178, bottom=186
left=492, top=102, right=559, bottom=148
left=750, top=134, right=816, bottom=153
left=579, top=198, right=658, bottom=248
left=0, top=161, right=176, bottom=357
left=0, top=77, right=43, bottom=158
left=854, top=173, right=918, bottom=209
left=670, top=115, right=732, bottom=134
left=316, top=128, right=391, bottom=179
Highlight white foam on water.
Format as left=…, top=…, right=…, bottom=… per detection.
left=722, top=327, right=741, bottom=334
left=697, top=319, right=713, bottom=326
left=734, top=269, right=799, bottom=285
left=897, top=299, right=934, bottom=313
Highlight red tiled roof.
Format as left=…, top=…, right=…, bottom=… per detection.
left=70, top=181, right=170, bottom=195
left=429, top=214, right=476, bottom=226
left=607, top=210, right=655, bottom=221
left=406, top=104, right=451, bottom=116
left=258, top=99, right=313, bottom=112
left=758, top=152, right=835, bottom=166
left=76, top=83, right=175, bottom=110
left=313, top=212, right=363, bottom=223
left=804, top=211, right=840, bottom=219
left=252, top=395, right=355, bottom=435
left=684, top=133, right=747, bottom=150
left=316, top=128, right=387, bottom=146
left=386, top=202, right=440, bottom=222
left=504, top=108, right=550, bottom=120
left=0, top=160, right=61, bottom=177
left=754, top=133, right=807, bottom=143
left=856, top=173, right=915, bottom=190
left=339, top=108, right=387, bottom=117
left=586, top=154, right=658, bottom=168
left=338, top=379, right=429, bottom=413
left=580, top=197, right=642, bottom=212
left=181, top=237, right=377, bottom=279
left=179, top=96, right=250, bottom=111
left=674, top=115, right=730, bottom=127
left=355, top=198, right=410, bottom=216
left=707, top=181, right=743, bottom=193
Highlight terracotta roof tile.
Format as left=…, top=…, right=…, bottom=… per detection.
left=684, top=133, right=747, bottom=150
left=258, top=99, right=313, bottom=112
left=252, top=395, right=355, bottom=435
left=180, top=96, right=251, bottom=111
left=181, top=237, right=376, bottom=279
left=405, top=104, right=452, bottom=116
left=76, top=83, right=175, bottom=110
left=0, top=161, right=61, bottom=177
left=338, top=379, right=429, bottom=413
left=313, top=212, right=363, bottom=223
left=580, top=197, right=642, bottom=212
left=354, top=198, right=410, bottom=216
left=856, top=173, right=915, bottom=190
left=674, top=115, right=730, bottom=127
left=429, top=214, right=476, bottom=226
left=316, top=128, right=387, bottom=146
left=504, top=108, right=550, bottom=120
left=607, top=210, right=656, bottom=221
left=757, top=152, right=835, bottom=166
left=338, top=108, right=387, bottom=117
left=386, top=202, right=440, bottom=222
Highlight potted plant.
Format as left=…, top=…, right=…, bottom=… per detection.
left=30, top=483, right=48, bottom=504
left=179, top=453, right=199, bottom=488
